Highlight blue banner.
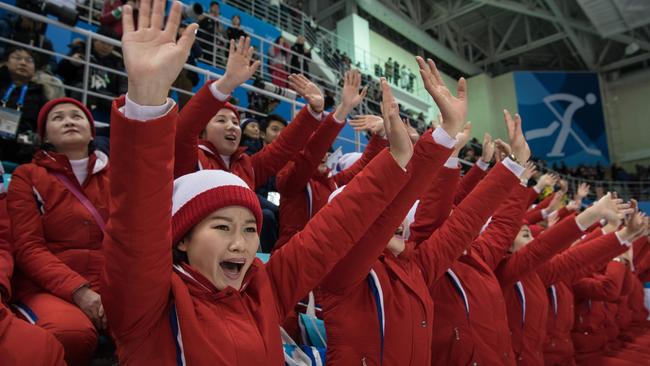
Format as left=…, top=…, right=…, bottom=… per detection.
left=514, top=72, right=609, bottom=167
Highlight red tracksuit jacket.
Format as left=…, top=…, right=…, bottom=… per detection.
left=416, top=163, right=532, bottom=366
left=173, top=82, right=319, bottom=188
left=540, top=230, right=630, bottom=366
left=7, top=150, right=109, bottom=302
left=0, top=195, right=11, bottom=302
left=495, top=214, right=587, bottom=366
left=101, top=97, right=410, bottom=365
left=275, top=115, right=387, bottom=249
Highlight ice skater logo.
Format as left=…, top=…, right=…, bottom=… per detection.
left=524, top=93, right=602, bottom=157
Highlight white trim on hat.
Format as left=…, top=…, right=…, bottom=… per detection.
left=172, top=170, right=249, bottom=216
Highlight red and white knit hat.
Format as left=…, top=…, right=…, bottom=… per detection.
left=171, top=170, right=262, bottom=245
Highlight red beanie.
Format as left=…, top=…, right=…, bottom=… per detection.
left=171, top=170, right=262, bottom=245
left=37, top=97, right=95, bottom=140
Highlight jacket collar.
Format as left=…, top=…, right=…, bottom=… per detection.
left=198, top=140, right=248, bottom=168
left=34, top=149, right=108, bottom=176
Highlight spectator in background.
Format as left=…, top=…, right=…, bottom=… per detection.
left=0, top=12, right=56, bottom=72
left=225, top=14, right=247, bottom=41
left=393, top=60, right=400, bottom=86
left=101, top=0, right=139, bottom=38
left=197, top=1, right=224, bottom=64
left=269, top=36, right=289, bottom=87
left=408, top=69, right=416, bottom=92
left=290, top=35, right=311, bottom=75
left=0, top=47, right=48, bottom=163
left=240, top=117, right=263, bottom=155
left=57, top=26, right=126, bottom=123
left=400, top=64, right=409, bottom=89
left=384, top=57, right=393, bottom=83
left=374, top=63, right=383, bottom=77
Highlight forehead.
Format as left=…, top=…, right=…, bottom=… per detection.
left=246, top=121, right=259, bottom=127
left=216, top=108, right=238, bottom=119
left=49, top=103, right=84, bottom=115
left=10, top=49, right=31, bottom=58
left=267, top=121, right=285, bottom=129
left=211, top=206, right=256, bottom=220
left=519, top=225, right=530, bottom=233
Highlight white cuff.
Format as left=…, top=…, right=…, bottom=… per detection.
left=547, top=210, right=558, bottom=220
left=601, top=228, right=607, bottom=235
left=520, top=180, right=528, bottom=187
left=123, top=94, right=175, bottom=121
left=541, top=208, right=550, bottom=219
left=476, top=158, right=489, bottom=171
left=444, top=157, right=459, bottom=169
left=431, top=127, right=457, bottom=149
left=575, top=216, right=589, bottom=232
left=330, top=109, right=344, bottom=124
left=533, top=185, right=542, bottom=194
left=501, top=157, right=525, bottom=178
left=209, top=82, right=231, bottom=102
left=615, top=231, right=632, bottom=247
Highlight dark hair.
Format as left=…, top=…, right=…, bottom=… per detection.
left=3, top=46, right=36, bottom=62
left=261, top=114, right=287, bottom=131
left=232, top=14, right=240, bottom=21
left=173, top=231, right=192, bottom=264
left=210, top=1, right=219, bottom=7
left=96, top=25, right=119, bottom=40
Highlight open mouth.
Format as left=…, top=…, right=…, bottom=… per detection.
left=220, top=259, right=245, bottom=280
left=224, top=134, right=237, bottom=142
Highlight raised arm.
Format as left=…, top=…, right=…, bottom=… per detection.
left=101, top=0, right=195, bottom=342
left=276, top=71, right=366, bottom=194
left=572, top=261, right=627, bottom=301
left=174, top=37, right=260, bottom=177
left=495, top=192, right=629, bottom=287
left=408, top=121, right=473, bottom=244
left=266, top=79, right=415, bottom=319
left=453, top=132, right=493, bottom=205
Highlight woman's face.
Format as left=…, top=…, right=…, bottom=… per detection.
left=232, top=15, right=240, bottom=27
left=177, top=206, right=259, bottom=291
left=262, top=120, right=285, bottom=145
left=243, top=121, right=260, bottom=139
left=511, top=225, right=533, bottom=252
left=44, top=103, right=93, bottom=151
left=386, top=220, right=407, bottom=255
left=204, top=108, right=241, bottom=156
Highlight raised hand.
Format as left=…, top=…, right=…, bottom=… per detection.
left=452, top=122, right=472, bottom=157
left=576, top=183, right=590, bottom=200
left=288, top=74, right=324, bottom=113
left=349, top=115, right=385, bottom=137
left=416, top=56, right=466, bottom=137
left=122, top=0, right=198, bottom=105
left=493, top=138, right=511, bottom=158
left=535, top=173, right=559, bottom=192
left=215, top=36, right=261, bottom=95
left=521, top=161, right=538, bottom=181
left=481, top=133, right=495, bottom=163
left=380, top=78, right=413, bottom=169
left=618, top=204, right=648, bottom=242
left=503, top=109, right=531, bottom=163
left=546, top=191, right=564, bottom=213
left=335, top=70, right=368, bottom=120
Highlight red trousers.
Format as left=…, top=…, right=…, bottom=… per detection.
left=15, top=292, right=97, bottom=366
left=0, top=302, right=65, bottom=365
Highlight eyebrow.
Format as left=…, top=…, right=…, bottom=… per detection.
left=209, top=215, right=256, bottom=225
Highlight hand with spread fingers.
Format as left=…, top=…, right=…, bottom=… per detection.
left=521, top=161, right=538, bottom=181
left=349, top=115, right=385, bottom=137
left=416, top=56, right=466, bottom=138
left=334, top=70, right=368, bottom=121
left=451, top=122, right=472, bottom=157
left=380, top=78, right=413, bottom=170
left=288, top=74, right=324, bottom=113
left=122, top=0, right=198, bottom=106
left=215, top=36, right=261, bottom=95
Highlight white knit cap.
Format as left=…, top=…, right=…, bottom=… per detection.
left=171, top=170, right=262, bottom=244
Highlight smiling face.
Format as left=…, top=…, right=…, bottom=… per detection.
left=177, top=206, right=259, bottom=291
left=511, top=225, right=533, bottom=252
left=262, top=120, right=285, bottom=145
left=205, top=108, right=241, bottom=156
left=44, top=103, right=93, bottom=151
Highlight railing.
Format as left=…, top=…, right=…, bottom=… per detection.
left=222, top=0, right=429, bottom=99
left=0, top=2, right=365, bottom=150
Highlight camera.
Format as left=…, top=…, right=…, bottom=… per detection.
left=17, top=0, right=79, bottom=26
left=182, top=3, right=204, bottom=19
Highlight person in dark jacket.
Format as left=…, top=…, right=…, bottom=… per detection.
left=0, top=47, right=48, bottom=163
left=225, top=14, right=247, bottom=41
left=56, top=26, right=126, bottom=122
left=290, top=35, right=311, bottom=75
